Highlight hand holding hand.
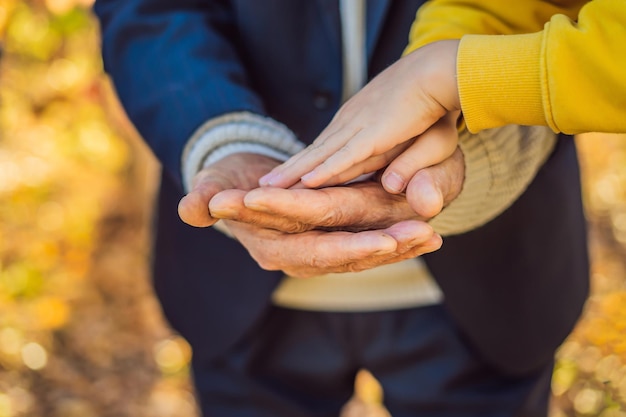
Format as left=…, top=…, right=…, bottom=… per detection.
left=210, top=147, right=464, bottom=231
left=177, top=153, right=441, bottom=278
left=259, top=40, right=461, bottom=191
left=208, top=147, right=465, bottom=277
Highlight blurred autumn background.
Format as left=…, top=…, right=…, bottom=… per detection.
left=1, top=1, right=626, bottom=416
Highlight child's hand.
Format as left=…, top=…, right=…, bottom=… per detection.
left=380, top=111, right=460, bottom=194
left=259, top=40, right=461, bottom=189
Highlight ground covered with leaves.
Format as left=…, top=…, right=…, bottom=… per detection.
left=0, top=2, right=625, bottom=416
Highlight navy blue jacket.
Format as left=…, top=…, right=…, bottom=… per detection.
left=94, top=0, right=589, bottom=376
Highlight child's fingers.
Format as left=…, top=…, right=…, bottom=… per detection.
left=258, top=125, right=358, bottom=188
left=381, top=113, right=459, bottom=194
left=299, top=128, right=384, bottom=188
left=307, top=141, right=410, bottom=188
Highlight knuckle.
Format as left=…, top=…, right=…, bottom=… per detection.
left=318, top=207, right=349, bottom=228
left=395, top=153, right=423, bottom=174
left=337, top=143, right=353, bottom=155
left=282, top=222, right=311, bottom=234
left=318, top=209, right=338, bottom=226
left=303, top=252, right=320, bottom=268
left=345, top=262, right=368, bottom=273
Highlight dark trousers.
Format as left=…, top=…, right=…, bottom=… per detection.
left=192, top=305, right=553, bottom=417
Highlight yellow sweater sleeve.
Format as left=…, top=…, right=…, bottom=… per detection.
left=458, top=0, right=626, bottom=134
left=404, top=0, right=585, bottom=53
left=402, top=0, right=584, bottom=235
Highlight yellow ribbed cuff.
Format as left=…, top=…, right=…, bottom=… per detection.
left=458, top=32, right=548, bottom=133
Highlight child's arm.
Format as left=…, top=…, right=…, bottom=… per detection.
left=258, top=39, right=461, bottom=190
left=259, top=0, right=587, bottom=191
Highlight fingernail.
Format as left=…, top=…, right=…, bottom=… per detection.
left=371, top=234, right=397, bottom=254
left=373, top=248, right=395, bottom=256
left=259, top=173, right=276, bottom=187
left=383, top=172, right=406, bottom=194
left=209, top=207, right=237, bottom=218
left=243, top=194, right=268, bottom=212
left=300, top=171, right=315, bottom=184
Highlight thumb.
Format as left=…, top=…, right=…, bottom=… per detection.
left=381, top=112, right=459, bottom=194
left=405, top=146, right=465, bottom=220
left=178, top=192, right=218, bottom=227
left=405, top=169, right=444, bottom=219
left=178, top=169, right=232, bottom=227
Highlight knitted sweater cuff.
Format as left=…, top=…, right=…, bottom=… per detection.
left=429, top=125, right=557, bottom=236
left=181, top=111, right=305, bottom=192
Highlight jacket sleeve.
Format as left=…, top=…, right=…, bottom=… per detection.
left=457, top=0, right=626, bottom=134
left=94, top=0, right=266, bottom=190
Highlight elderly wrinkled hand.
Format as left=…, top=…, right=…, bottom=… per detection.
left=205, top=147, right=465, bottom=277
